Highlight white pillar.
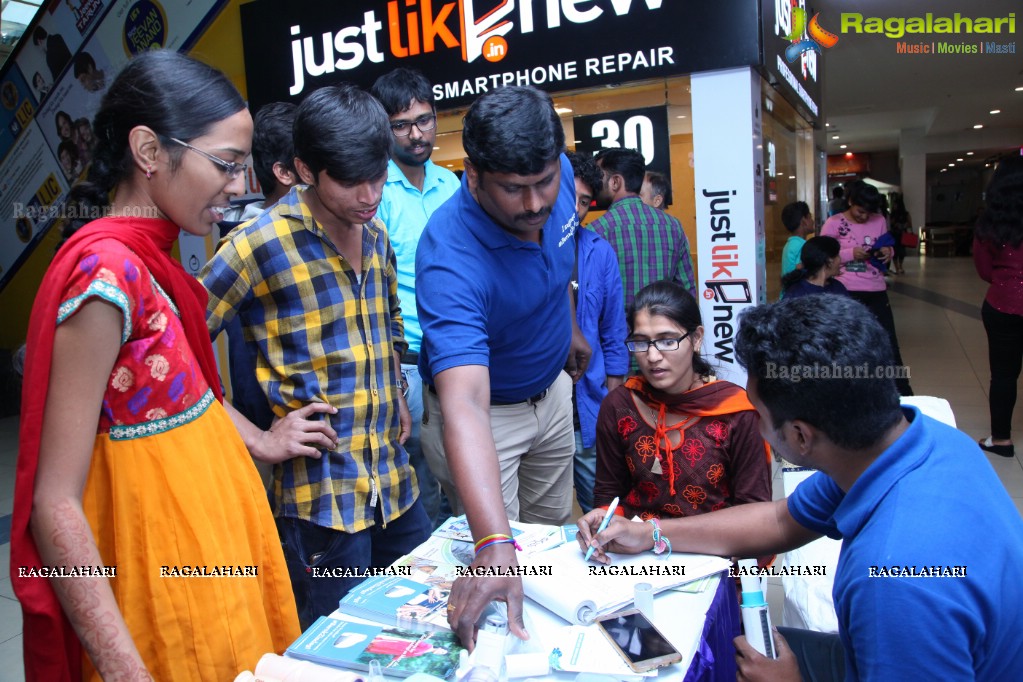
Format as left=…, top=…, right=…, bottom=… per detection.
left=899, top=152, right=927, bottom=233
left=691, top=67, right=766, bottom=386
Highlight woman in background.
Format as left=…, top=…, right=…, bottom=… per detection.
left=822, top=180, right=913, bottom=395
left=782, top=236, right=848, bottom=300
left=12, top=50, right=302, bottom=681
left=592, top=281, right=771, bottom=521
left=889, top=194, right=912, bottom=275
left=974, top=155, right=1023, bottom=458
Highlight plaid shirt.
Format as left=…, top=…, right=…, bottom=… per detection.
left=201, top=187, right=416, bottom=532
left=591, top=196, right=697, bottom=308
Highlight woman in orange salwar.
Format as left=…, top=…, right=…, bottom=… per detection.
left=10, top=51, right=328, bottom=681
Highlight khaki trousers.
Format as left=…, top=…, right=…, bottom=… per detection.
left=421, top=371, right=575, bottom=525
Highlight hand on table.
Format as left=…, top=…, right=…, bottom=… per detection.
left=734, top=628, right=800, bottom=682
left=446, top=542, right=528, bottom=652
left=575, top=509, right=654, bottom=563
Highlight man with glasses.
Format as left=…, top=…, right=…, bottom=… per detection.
left=200, top=86, right=430, bottom=627
left=371, top=69, right=460, bottom=528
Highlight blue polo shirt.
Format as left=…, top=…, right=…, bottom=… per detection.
left=377, top=159, right=460, bottom=354
left=416, top=153, right=577, bottom=403
left=787, top=407, right=1023, bottom=681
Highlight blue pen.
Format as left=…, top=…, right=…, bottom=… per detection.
left=584, top=496, right=619, bottom=561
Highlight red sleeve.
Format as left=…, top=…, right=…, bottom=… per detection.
left=593, top=387, right=635, bottom=510
left=724, top=410, right=773, bottom=506
left=58, top=242, right=149, bottom=343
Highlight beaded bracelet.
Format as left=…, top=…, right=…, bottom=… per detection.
left=647, top=518, right=672, bottom=558
left=474, top=534, right=523, bottom=557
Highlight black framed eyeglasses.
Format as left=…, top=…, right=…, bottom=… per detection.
left=389, top=114, right=437, bottom=137
left=168, top=137, right=248, bottom=179
left=626, top=332, right=692, bottom=353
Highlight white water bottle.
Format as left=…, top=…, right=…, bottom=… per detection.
left=738, top=558, right=777, bottom=658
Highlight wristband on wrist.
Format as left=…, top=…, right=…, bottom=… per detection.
left=474, top=534, right=522, bottom=557
left=647, top=518, right=672, bottom=558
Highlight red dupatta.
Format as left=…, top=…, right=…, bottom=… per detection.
left=11, top=217, right=222, bottom=681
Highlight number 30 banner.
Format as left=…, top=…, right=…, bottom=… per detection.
left=573, top=105, right=671, bottom=184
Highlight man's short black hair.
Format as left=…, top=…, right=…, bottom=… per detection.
left=645, top=171, right=671, bottom=206
left=594, top=148, right=645, bottom=194
left=462, top=86, right=564, bottom=175
left=33, top=26, right=47, bottom=45
left=781, top=201, right=810, bottom=232
left=251, top=102, right=297, bottom=195
left=73, top=52, right=97, bottom=78
left=735, top=296, right=903, bottom=450
left=567, top=151, right=602, bottom=197
left=832, top=186, right=844, bottom=199
left=294, top=85, right=390, bottom=184
left=370, top=68, right=435, bottom=116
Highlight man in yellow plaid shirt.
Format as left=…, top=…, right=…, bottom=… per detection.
left=201, top=85, right=430, bottom=628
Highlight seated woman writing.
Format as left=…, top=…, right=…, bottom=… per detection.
left=781, top=236, right=849, bottom=300
left=593, top=281, right=772, bottom=522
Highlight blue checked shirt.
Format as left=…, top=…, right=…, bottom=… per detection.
left=201, top=186, right=416, bottom=532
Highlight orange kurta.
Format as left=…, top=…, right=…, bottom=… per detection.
left=59, top=236, right=299, bottom=679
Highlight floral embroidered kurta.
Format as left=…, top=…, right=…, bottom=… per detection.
left=594, top=379, right=771, bottom=519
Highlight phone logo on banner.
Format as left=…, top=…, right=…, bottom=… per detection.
left=287, top=0, right=666, bottom=96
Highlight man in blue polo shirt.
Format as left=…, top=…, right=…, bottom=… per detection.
left=417, top=86, right=590, bottom=647
left=578, top=295, right=1023, bottom=682
left=372, top=68, right=459, bottom=527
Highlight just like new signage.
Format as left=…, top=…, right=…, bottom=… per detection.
left=241, top=0, right=763, bottom=111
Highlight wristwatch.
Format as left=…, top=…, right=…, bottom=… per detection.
left=396, top=376, right=410, bottom=397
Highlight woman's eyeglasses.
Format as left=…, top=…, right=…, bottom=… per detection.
left=168, top=137, right=248, bottom=179
left=625, top=331, right=692, bottom=353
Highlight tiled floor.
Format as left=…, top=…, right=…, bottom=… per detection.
left=0, top=254, right=1020, bottom=678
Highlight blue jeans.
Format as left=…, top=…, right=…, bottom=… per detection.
left=402, top=364, right=443, bottom=526
left=574, top=430, right=596, bottom=514
left=276, top=500, right=431, bottom=629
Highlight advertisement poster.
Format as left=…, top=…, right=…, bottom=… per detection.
left=36, top=38, right=116, bottom=182
left=0, top=68, right=38, bottom=163
left=15, top=0, right=106, bottom=107
left=0, top=0, right=228, bottom=291
left=93, top=0, right=224, bottom=62
left=0, top=122, right=72, bottom=284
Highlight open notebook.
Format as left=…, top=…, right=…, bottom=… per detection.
left=519, top=542, right=731, bottom=624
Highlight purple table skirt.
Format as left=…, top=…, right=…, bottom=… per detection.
left=682, top=571, right=741, bottom=682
